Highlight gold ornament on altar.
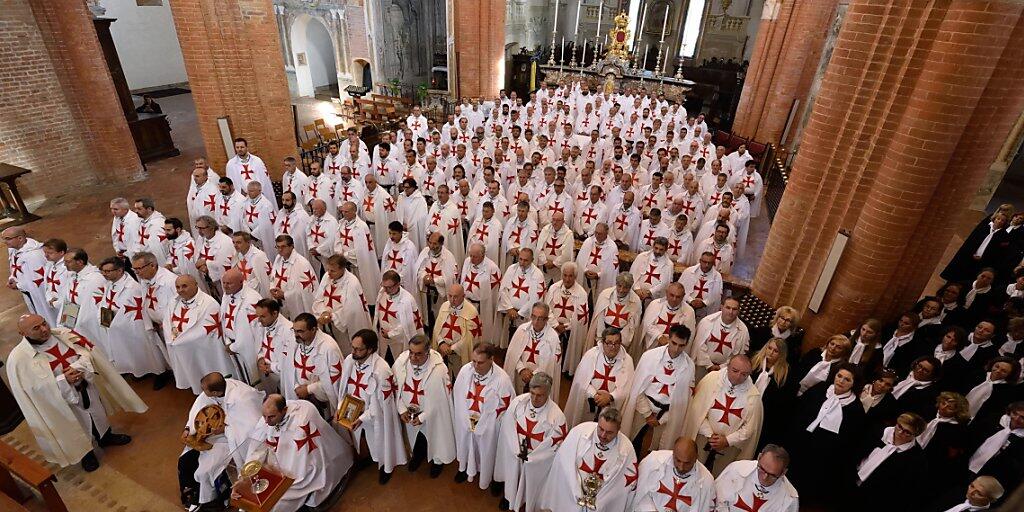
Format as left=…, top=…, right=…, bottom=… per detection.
left=182, top=404, right=226, bottom=451
left=605, top=11, right=632, bottom=62
left=241, top=460, right=271, bottom=494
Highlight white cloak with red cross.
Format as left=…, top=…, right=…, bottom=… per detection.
left=168, top=232, right=205, bottom=292
left=414, top=246, right=460, bottom=317
left=139, top=266, right=178, bottom=339
left=452, top=363, right=515, bottom=489
left=187, top=177, right=220, bottom=238
left=220, top=285, right=264, bottom=385
left=640, top=298, right=697, bottom=352
left=692, top=236, right=735, bottom=275
left=677, top=264, right=724, bottom=320
left=279, top=331, right=343, bottom=413
left=467, top=215, right=504, bottom=263
left=232, top=244, right=273, bottom=297
left=8, top=238, right=58, bottom=325
left=497, top=262, right=546, bottom=347
left=246, top=400, right=351, bottom=511
left=338, top=352, right=408, bottom=472
left=713, top=460, right=799, bottom=512
left=667, top=227, right=696, bottom=266
left=273, top=206, right=311, bottom=261
left=535, top=224, right=575, bottom=284
left=282, top=168, right=310, bottom=207
left=111, top=211, right=140, bottom=257
left=691, top=312, right=750, bottom=372
left=226, top=153, right=277, bottom=208
left=58, top=264, right=106, bottom=346
left=304, top=212, right=338, bottom=276
left=545, top=279, right=590, bottom=374
left=537, top=421, right=637, bottom=512
left=311, top=270, right=370, bottom=354
left=636, top=218, right=672, bottom=254
left=682, top=370, right=763, bottom=474
left=575, top=235, right=619, bottom=301
left=629, top=450, right=716, bottom=512
left=586, top=287, right=643, bottom=355
left=431, top=299, right=480, bottom=377
left=459, top=257, right=503, bottom=346
left=630, top=250, right=675, bottom=301
left=360, top=184, right=397, bottom=258
left=500, top=216, right=539, bottom=270
left=426, top=199, right=466, bottom=264
left=494, top=395, right=568, bottom=512
left=7, top=329, right=147, bottom=467
left=503, top=323, right=562, bottom=397
left=131, top=211, right=168, bottom=265
left=564, top=346, right=636, bottom=429
left=373, top=286, right=425, bottom=358
left=96, top=274, right=168, bottom=377
left=238, top=196, right=277, bottom=262
left=214, top=190, right=246, bottom=234
left=333, top=217, right=380, bottom=293
left=392, top=349, right=456, bottom=465
left=259, top=315, right=294, bottom=377
left=607, top=204, right=643, bottom=252
left=381, top=235, right=420, bottom=295
left=620, top=345, right=696, bottom=452
left=198, top=230, right=236, bottom=284
left=333, top=175, right=366, bottom=211
left=269, top=253, right=318, bottom=320
left=162, top=291, right=234, bottom=394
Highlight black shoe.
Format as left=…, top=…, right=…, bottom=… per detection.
left=99, top=432, right=132, bottom=447
left=354, top=457, right=372, bottom=471
left=429, top=463, right=443, bottom=478
left=498, top=498, right=510, bottom=511
left=378, top=467, right=391, bottom=485
left=454, top=470, right=467, bottom=483
left=153, top=371, right=172, bottom=390
left=81, top=451, right=100, bottom=472
left=407, top=453, right=424, bottom=473
left=489, top=481, right=503, bottom=497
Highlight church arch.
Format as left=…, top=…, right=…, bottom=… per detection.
left=291, top=14, right=339, bottom=97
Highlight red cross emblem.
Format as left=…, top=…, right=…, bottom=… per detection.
left=655, top=311, right=677, bottom=334
left=203, top=312, right=223, bottom=337
left=236, top=259, right=254, bottom=280
left=244, top=206, right=259, bottom=224
left=441, top=314, right=462, bottom=340
left=273, top=267, right=288, bottom=289
left=735, top=494, right=767, bottom=512
left=463, top=271, right=481, bottom=294
left=457, top=201, right=469, bottom=217
left=124, top=296, right=145, bottom=321
left=553, top=297, right=574, bottom=319
left=260, top=334, right=274, bottom=361
left=579, top=456, right=605, bottom=475
left=709, top=193, right=721, bottom=205
left=581, top=208, right=599, bottom=225
left=171, top=307, right=190, bottom=332
left=711, top=394, right=743, bottom=426
left=309, top=224, right=326, bottom=245
left=340, top=186, right=355, bottom=202
left=656, top=479, right=692, bottom=511
left=347, top=371, right=369, bottom=398
left=693, top=278, right=709, bottom=300
left=294, top=422, right=320, bottom=453
left=552, top=422, right=568, bottom=445
left=411, top=119, right=422, bottom=131
left=604, top=303, right=629, bottom=328
left=265, top=436, right=279, bottom=450
left=742, top=175, right=756, bottom=188
left=700, top=146, right=710, bottom=158
left=330, top=359, right=343, bottom=384
left=446, top=218, right=461, bottom=234
left=431, top=211, right=442, bottom=227
left=424, top=262, right=443, bottom=281
left=328, top=161, right=340, bottom=174
left=587, top=146, right=597, bottom=159
left=338, top=227, right=354, bottom=247
left=643, top=229, right=659, bottom=247
left=625, top=461, right=639, bottom=486
left=682, top=201, right=697, bottom=216
left=44, top=344, right=77, bottom=372
left=46, top=269, right=62, bottom=293
left=378, top=299, right=398, bottom=323
left=466, top=382, right=486, bottom=413
left=403, top=378, right=425, bottom=406
left=239, top=164, right=254, bottom=181
left=613, top=214, right=628, bottom=231
left=474, top=224, right=490, bottom=239
left=588, top=247, right=603, bottom=266
left=384, top=197, right=397, bottom=214
left=202, top=194, right=217, bottom=212
left=362, top=196, right=374, bottom=212
left=560, top=139, right=571, bottom=151
left=218, top=199, right=231, bottom=217
left=294, top=353, right=316, bottom=380
left=32, top=267, right=45, bottom=287
left=114, top=221, right=126, bottom=244
left=69, top=279, right=79, bottom=303
left=669, top=238, right=683, bottom=258
left=323, top=284, right=342, bottom=308
left=224, top=302, right=238, bottom=330
left=470, top=153, right=481, bottom=167
left=386, top=249, right=404, bottom=270
left=510, top=276, right=531, bottom=299
left=642, top=264, right=661, bottom=285
left=522, top=339, right=542, bottom=363
left=300, top=270, right=317, bottom=291
left=376, top=162, right=389, bottom=176
left=580, top=117, right=590, bottom=128
left=708, top=329, right=731, bottom=354
left=592, top=363, right=616, bottom=391
left=516, top=417, right=546, bottom=450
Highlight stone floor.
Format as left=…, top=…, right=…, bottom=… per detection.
left=0, top=91, right=1014, bottom=511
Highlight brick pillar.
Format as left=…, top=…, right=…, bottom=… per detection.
left=169, top=0, right=294, bottom=175
left=752, top=0, right=1024, bottom=346
left=451, top=0, right=506, bottom=99
left=732, top=0, right=838, bottom=143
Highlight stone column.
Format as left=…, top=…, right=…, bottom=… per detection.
left=731, top=0, right=839, bottom=143
left=168, top=0, right=294, bottom=175
left=451, top=0, right=506, bottom=98
left=752, top=0, right=1024, bottom=345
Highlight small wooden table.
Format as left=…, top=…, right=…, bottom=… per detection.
left=0, top=164, right=41, bottom=226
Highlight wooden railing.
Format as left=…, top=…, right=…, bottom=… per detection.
left=761, top=144, right=790, bottom=223
left=0, top=440, right=67, bottom=511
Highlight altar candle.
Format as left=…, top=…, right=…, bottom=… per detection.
left=643, top=44, right=650, bottom=70
left=552, top=0, right=560, bottom=32
left=660, top=5, right=669, bottom=42
left=594, top=1, right=603, bottom=43
left=560, top=36, right=566, bottom=63
left=573, top=0, right=582, bottom=36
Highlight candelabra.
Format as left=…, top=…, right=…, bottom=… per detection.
left=572, top=40, right=581, bottom=68
left=674, top=57, right=684, bottom=79
left=547, top=31, right=557, bottom=66
left=654, top=43, right=664, bottom=77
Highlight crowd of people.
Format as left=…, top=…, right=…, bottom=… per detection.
left=4, top=80, right=1022, bottom=512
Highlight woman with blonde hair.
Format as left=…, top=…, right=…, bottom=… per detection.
left=749, top=306, right=803, bottom=365
left=918, top=392, right=971, bottom=493
left=750, top=338, right=793, bottom=450
left=792, top=334, right=853, bottom=396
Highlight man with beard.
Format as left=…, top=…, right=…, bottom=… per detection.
left=225, top=138, right=276, bottom=207
left=452, top=342, right=515, bottom=490
left=273, top=191, right=311, bottom=260
left=230, top=231, right=272, bottom=296
left=393, top=335, right=456, bottom=478
left=564, top=327, right=635, bottom=428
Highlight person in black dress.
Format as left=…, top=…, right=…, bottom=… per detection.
left=859, top=369, right=899, bottom=430
left=933, top=325, right=968, bottom=371
left=849, top=412, right=930, bottom=512
left=847, top=318, right=884, bottom=376
left=792, top=334, right=852, bottom=397
left=964, top=268, right=1001, bottom=328
left=915, top=296, right=947, bottom=346
left=891, top=356, right=943, bottom=421
left=881, top=311, right=929, bottom=377
left=918, top=391, right=971, bottom=494
left=997, top=316, right=1024, bottom=359
left=964, top=356, right=1020, bottom=426
left=996, top=212, right=1024, bottom=289
left=943, top=320, right=1002, bottom=393
left=748, top=306, right=803, bottom=365
left=750, top=338, right=793, bottom=451
left=937, top=282, right=969, bottom=329
left=964, top=401, right=1024, bottom=493
left=789, top=363, right=865, bottom=508
left=941, top=211, right=1010, bottom=283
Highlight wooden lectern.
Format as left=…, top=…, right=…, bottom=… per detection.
left=230, top=462, right=294, bottom=512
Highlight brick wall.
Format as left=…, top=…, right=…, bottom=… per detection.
left=752, top=0, right=1024, bottom=345
left=169, top=0, right=295, bottom=176
left=452, top=0, right=506, bottom=99
left=0, top=0, right=142, bottom=201
left=345, top=3, right=371, bottom=64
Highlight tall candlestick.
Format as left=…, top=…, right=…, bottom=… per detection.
left=636, top=3, right=648, bottom=50
left=580, top=38, right=587, bottom=75
left=552, top=0, right=560, bottom=32
left=660, top=4, right=669, bottom=42
left=643, top=43, right=650, bottom=71
left=573, top=0, right=582, bottom=36
left=594, top=1, right=603, bottom=46
left=560, top=35, right=566, bottom=72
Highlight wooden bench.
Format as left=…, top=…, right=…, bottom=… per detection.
left=0, top=440, right=67, bottom=512
left=0, top=164, right=41, bottom=226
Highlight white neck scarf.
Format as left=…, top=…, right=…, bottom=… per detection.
left=935, top=344, right=956, bottom=363
left=917, top=415, right=955, bottom=448
left=960, top=335, right=990, bottom=361
left=999, top=336, right=1021, bottom=357
left=857, top=427, right=914, bottom=483
left=967, top=414, right=1024, bottom=473
left=754, top=358, right=773, bottom=394
left=860, top=384, right=885, bottom=412
left=942, top=500, right=988, bottom=512
left=965, top=373, right=1005, bottom=418
left=882, top=332, right=914, bottom=367
left=892, top=373, right=931, bottom=400
left=964, top=281, right=991, bottom=309
left=973, top=222, right=999, bottom=258
left=807, top=387, right=856, bottom=434
left=849, top=340, right=877, bottom=365
left=798, top=351, right=832, bottom=396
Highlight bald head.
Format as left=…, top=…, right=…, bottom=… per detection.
left=175, top=274, right=199, bottom=299
left=2, top=227, right=27, bottom=249
left=17, top=314, right=50, bottom=343
left=672, top=437, right=698, bottom=473
left=221, top=268, right=244, bottom=294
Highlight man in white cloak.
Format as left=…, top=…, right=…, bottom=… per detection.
left=630, top=237, right=675, bottom=303
left=219, top=269, right=263, bottom=385
left=414, top=231, right=459, bottom=319
left=535, top=211, right=575, bottom=284
left=640, top=282, right=698, bottom=352
left=504, top=303, right=562, bottom=397
left=374, top=270, right=425, bottom=362
left=335, top=201, right=382, bottom=292
left=453, top=342, right=515, bottom=490
left=273, top=191, right=311, bottom=260
left=96, top=256, right=168, bottom=378
left=564, top=327, right=636, bottom=428
left=238, top=182, right=277, bottom=261
left=397, top=177, right=430, bottom=249
left=60, top=248, right=107, bottom=352
left=432, top=284, right=481, bottom=379
left=194, top=216, right=235, bottom=294
left=714, top=445, right=799, bottom=512
left=575, top=222, right=620, bottom=302
left=278, top=313, right=343, bottom=417
left=426, top=184, right=466, bottom=263
left=8, top=316, right=144, bottom=471
left=4, top=226, right=58, bottom=325
left=536, top=408, right=638, bottom=512
left=225, top=138, right=277, bottom=208
left=131, top=198, right=169, bottom=265
left=630, top=437, right=717, bottom=512
left=230, top=231, right=273, bottom=297
left=682, top=355, right=763, bottom=476
left=547, top=262, right=591, bottom=376
left=163, top=275, right=235, bottom=394
left=393, top=335, right=457, bottom=478
left=254, top=299, right=293, bottom=394
left=361, top=174, right=397, bottom=258
left=692, top=297, right=750, bottom=375
left=587, top=273, right=644, bottom=360
left=494, top=372, right=569, bottom=512
left=305, top=199, right=338, bottom=277
left=467, top=200, right=503, bottom=263
left=461, top=242, right=504, bottom=346
left=678, top=252, right=724, bottom=321
left=312, top=254, right=370, bottom=354
left=497, top=247, right=546, bottom=347
left=269, top=235, right=318, bottom=320
left=381, top=221, right=421, bottom=295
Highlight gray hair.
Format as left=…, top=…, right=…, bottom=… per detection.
left=528, top=371, right=553, bottom=391
left=759, top=444, right=791, bottom=469
left=598, top=407, right=622, bottom=426
left=615, top=272, right=634, bottom=288
left=131, top=251, right=157, bottom=266
left=196, top=215, right=218, bottom=229
left=561, top=261, right=578, bottom=274
left=110, top=197, right=130, bottom=208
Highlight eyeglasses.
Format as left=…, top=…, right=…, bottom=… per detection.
left=894, top=423, right=919, bottom=436
left=132, top=262, right=153, bottom=272
left=757, top=464, right=783, bottom=480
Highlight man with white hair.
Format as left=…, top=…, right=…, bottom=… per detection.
left=163, top=274, right=235, bottom=394
left=239, top=181, right=277, bottom=262
left=460, top=242, right=503, bottom=345
left=504, top=303, right=562, bottom=398
left=194, top=215, right=235, bottom=295
left=393, top=334, right=456, bottom=479
left=131, top=198, right=169, bottom=265
left=930, top=476, right=1004, bottom=512
left=494, top=371, right=568, bottom=512
left=305, top=198, right=338, bottom=276
left=4, top=226, right=58, bottom=325
left=414, top=231, right=459, bottom=318
left=186, top=163, right=220, bottom=238
left=684, top=354, right=763, bottom=475
left=97, top=256, right=169, bottom=378
left=535, top=210, right=575, bottom=284
left=587, top=273, right=644, bottom=359
left=109, top=197, right=140, bottom=265
left=497, top=247, right=546, bottom=348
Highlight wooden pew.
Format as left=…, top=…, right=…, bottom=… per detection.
left=0, top=164, right=42, bottom=226
left=0, top=440, right=67, bottom=512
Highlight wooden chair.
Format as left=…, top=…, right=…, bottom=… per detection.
left=712, top=130, right=731, bottom=146
left=313, top=119, right=335, bottom=142
left=334, top=124, right=346, bottom=140
left=0, top=441, right=67, bottom=512
left=302, top=124, right=318, bottom=143
left=300, top=139, right=320, bottom=152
